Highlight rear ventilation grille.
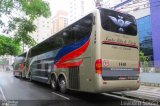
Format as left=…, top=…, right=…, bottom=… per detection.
left=69, top=66, right=80, bottom=89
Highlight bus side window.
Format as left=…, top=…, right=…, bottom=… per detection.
left=73, top=14, right=93, bottom=42
left=45, top=64, right=48, bottom=70
left=53, top=35, right=65, bottom=49
left=63, top=28, right=75, bottom=45
left=37, top=64, right=41, bottom=69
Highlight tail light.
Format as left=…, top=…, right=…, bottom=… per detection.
left=95, top=59, right=102, bottom=74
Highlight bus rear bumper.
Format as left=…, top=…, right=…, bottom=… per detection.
left=94, top=78, right=140, bottom=93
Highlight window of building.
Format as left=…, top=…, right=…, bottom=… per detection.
left=137, top=15, right=153, bottom=61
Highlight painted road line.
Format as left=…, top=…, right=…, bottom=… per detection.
left=0, top=86, right=6, bottom=101
left=102, top=93, right=135, bottom=101
left=52, top=92, right=70, bottom=100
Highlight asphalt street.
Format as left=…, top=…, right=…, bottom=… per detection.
left=0, top=71, right=129, bottom=106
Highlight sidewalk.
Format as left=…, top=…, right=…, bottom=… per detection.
left=119, top=85, right=160, bottom=101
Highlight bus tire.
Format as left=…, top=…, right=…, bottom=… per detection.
left=58, top=76, right=67, bottom=93
left=51, top=75, right=58, bottom=91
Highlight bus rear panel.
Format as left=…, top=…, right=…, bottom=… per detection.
left=93, top=8, right=140, bottom=93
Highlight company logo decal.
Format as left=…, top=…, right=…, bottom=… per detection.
left=108, top=15, right=132, bottom=32
left=103, top=60, right=110, bottom=67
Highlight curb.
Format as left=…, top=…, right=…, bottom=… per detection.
left=141, top=82, right=160, bottom=87
left=123, top=92, right=160, bottom=101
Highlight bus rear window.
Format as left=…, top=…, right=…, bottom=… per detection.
left=100, top=8, right=137, bottom=36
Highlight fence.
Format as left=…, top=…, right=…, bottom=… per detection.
left=140, top=61, right=160, bottom=73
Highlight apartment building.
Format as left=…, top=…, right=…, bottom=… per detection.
left=52, top=10, right=68, bottom=34
left=31, top=17, right=52, bottom=43
left=68, top=0, right=95, bottom=24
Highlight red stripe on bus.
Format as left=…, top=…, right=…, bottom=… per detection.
left=56, top=59, right=83, bottom=68
left=55, top=39, right=90, bottom=68
left=102, top=41, right=138, bottom=48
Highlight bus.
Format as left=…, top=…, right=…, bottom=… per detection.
left=13, top=51, right=31, bottom=78
left=13, top=8, right=140, bottom=93
left=13, top=52, right=26, bottom=78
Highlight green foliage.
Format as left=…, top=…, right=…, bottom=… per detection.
left=0, top=35, right=21, bottom=55
left=0, top=0, right=51, bottom=48
left=0, top=0, right=14, bottom=15
left=14, top=34, right=37, bottom=47
left=9, top=18, right=37, bottom=47
left=140, top=51, right=149, bottom=62
left=140, top=51, right=150, bottom=72
left=19, top=0, right=51, bottom=20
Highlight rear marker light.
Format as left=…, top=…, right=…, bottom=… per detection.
left=95, top=59, right=102, bottom=74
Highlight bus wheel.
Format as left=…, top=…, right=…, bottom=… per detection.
left=51, top=75, right=58, bottom=91
left=58, top=76, right=67, bottom=93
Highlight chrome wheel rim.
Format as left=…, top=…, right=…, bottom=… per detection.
left=60, top=80, right=66, bottom=91
left=51, top=79, right=56, bottom=88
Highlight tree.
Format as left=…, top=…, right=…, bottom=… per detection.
left=140, top=51, right=150, bottom=72
left=0, top=35, right=21, bottom=55
left=0, top=0, right=51, bottom=49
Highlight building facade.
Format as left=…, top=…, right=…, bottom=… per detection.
left=150, top=0, right=160, bottom=68
left=52, top=10, right=68, bottom=34
left=68, top=0, right=95, bottom=24
left=111, top=0, right=150, bottom=13
left=130, top=8, right=153, bottom=61
left=31, top=17, right=52, bottom=43
left=102, top=0, right=127, bottom=9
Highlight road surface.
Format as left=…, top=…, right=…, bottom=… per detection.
left=0, top=71, right=132, bottom=106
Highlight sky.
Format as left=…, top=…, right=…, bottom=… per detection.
left=0, top=0, right=121, bottom=35
left=46, top=0, right=124, bottom=15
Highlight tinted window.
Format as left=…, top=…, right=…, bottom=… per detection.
left=62, top=13, right=93, bottom=45
left=30, top=32, right=65, bottom=57
left=73, top=14, right=93, bottom=42
left=62, top=28, right=75, bottom=45
left=100, top=8, right=137, bottom=36
left=52, top=34, right=65, bottom=49
left=45, top=64, right=48, bottom=70
left=30, top=14, right=93, bottom=57
left=37, top=64, right=41, bottom=69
